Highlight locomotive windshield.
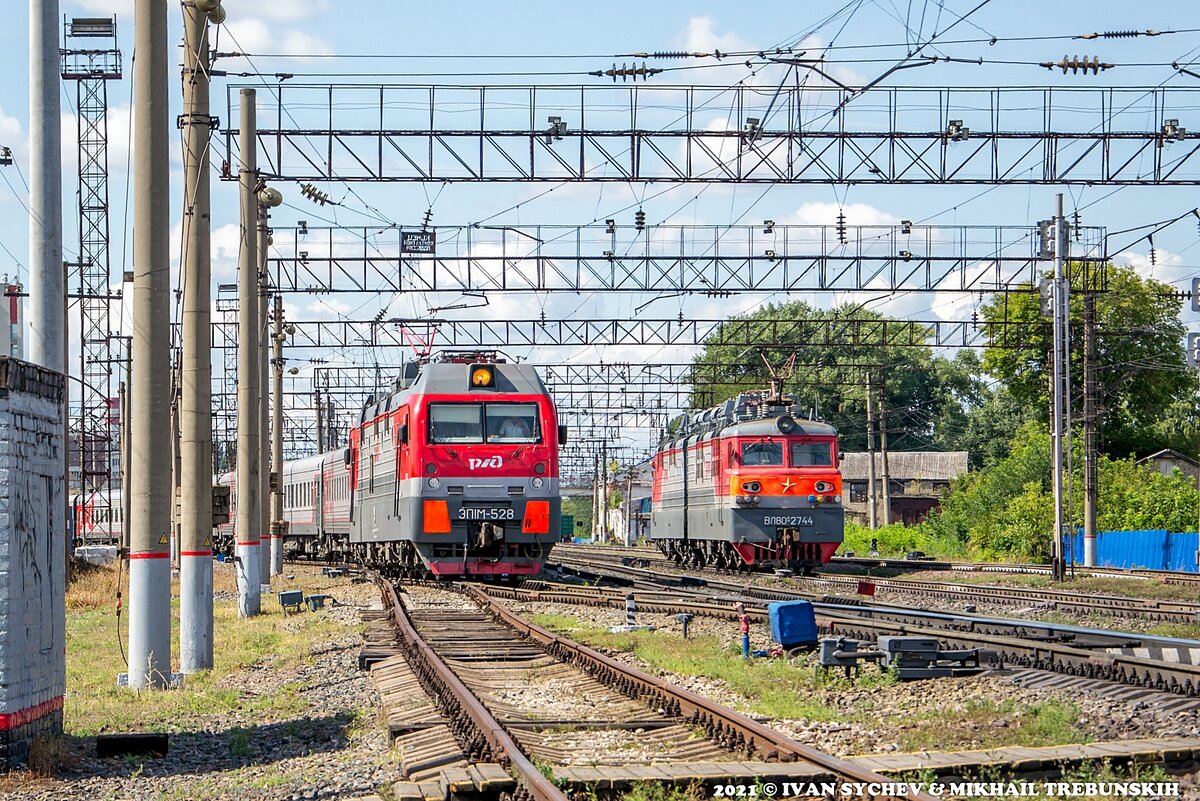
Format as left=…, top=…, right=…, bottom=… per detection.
left=790, top=440, right=833, bottom=467
left=428, top=402, right=541, bottom=444
left=741, top=440, right=783, bottom=466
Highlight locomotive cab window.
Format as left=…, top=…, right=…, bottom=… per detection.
left=429, top=404, right=484, bottom=443
left=486, top=403, right=540, bottom=443
left=740, top=440, right=784, bottom=466
left=790, top=440, right=833, bottom=467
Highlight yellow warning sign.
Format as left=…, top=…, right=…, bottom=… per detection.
left=158, top=533, right=168, bottom=545
left=203, top=537, right=212, bottom=547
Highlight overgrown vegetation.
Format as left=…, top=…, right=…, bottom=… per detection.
left=64, top=563, right=347, bottom=736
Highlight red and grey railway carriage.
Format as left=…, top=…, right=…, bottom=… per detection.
left=345, top=358, right=562, bottom=576
left=650, top=391, right=844, bottom=572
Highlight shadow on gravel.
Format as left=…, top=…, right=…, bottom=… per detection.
left=54, top=712, right=361, bottom=779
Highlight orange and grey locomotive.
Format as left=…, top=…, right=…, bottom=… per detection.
left=650, top=391, right=844, bottom=572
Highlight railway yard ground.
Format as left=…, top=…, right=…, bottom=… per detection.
left=9, top=550, right=1200, bottom=800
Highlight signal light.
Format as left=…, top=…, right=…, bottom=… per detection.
left=423, top=500, right=452, bottom=534
left=469, top=364, right=496, bottom=389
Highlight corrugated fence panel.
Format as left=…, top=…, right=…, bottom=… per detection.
left=1069, top=529, right=1199, bottom=572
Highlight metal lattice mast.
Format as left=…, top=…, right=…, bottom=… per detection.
left=61, top=17, right=122, bottom=498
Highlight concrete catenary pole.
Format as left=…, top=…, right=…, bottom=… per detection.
left=865, top=373, right=878, bottom=530
left=180, top=0, right=215, bottom=672
left=878, top=378, right=892, bottom=527
left=28, top=0, right=62, bottom=371
left=1082, top=290, right=1098, bottom=567
left=127, top=0, right=172, bottom=688
left=258, top=226, right=271, bottom=583
left=235, top=88, right=262, bottom=616
left=271, top=295, right=285, bottom=575
left=314, top=387, right=325, bottom=455
left=1051, top=193, right=1066, bottom=581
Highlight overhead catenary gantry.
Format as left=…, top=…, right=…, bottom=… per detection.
left=261, top=222, right=1107, bottom=294
left=222, top=83, right=1200, bottom=184
left=195, top=314, right=1057, bottom=350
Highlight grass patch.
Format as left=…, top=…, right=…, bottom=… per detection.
left=531, top=613, right=872, bottom=721
left=622, top=781, right=707, bottom=801
left=1146, top=622, right=1200, bottom=639
left=65, top=562, right=354, bottom=736
left=895, top=697, right=1088, bottom=752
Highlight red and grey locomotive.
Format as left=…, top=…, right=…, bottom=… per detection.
left=650, top=390, right=844, bottom=572
left=214, top=357, right=563, bottom=576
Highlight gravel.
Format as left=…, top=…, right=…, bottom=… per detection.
left=503, top=598, right=1200, bottom=752
left=4, top=570, right=398, bottom=801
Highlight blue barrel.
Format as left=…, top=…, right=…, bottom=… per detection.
left=768, top=600, right=817, bottom=648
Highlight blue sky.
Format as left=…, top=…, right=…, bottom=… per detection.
left=3, top=1, right=1200, bottom=458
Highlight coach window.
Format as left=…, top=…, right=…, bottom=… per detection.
left=790, top=440, right=833, bottom=467
left=429, top=404, right=483, bottom=443
left=741, top=440, right=783, bottom=466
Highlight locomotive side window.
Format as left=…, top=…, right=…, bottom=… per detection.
left=428, top=404, right=484, bottom=443
left=741, top=440, right=784, bottom=466
left=487, top=403, right=540, bottom=443
left=790, top=440, right=833, bottom=467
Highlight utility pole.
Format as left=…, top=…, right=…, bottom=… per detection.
left=314, top=387, right=325, bottom=455
left=170, top=361, right=181, bottom=566
left=28, top=0, right=62, bottom=372
left=878, top=378, right=892, bottom=527
left=1082, top=290, right=1098, bottom=567
left=180, top=0, right=219, bottom=673
left=258, top=236, right=271, bottom=583
left=127, top=0, right=172, bottom=688
left=600, top=441, right=608, bottom=543
left=865, top=373, right=878, bottom=530
left=270, top=295, right=285, bottom=576
left=235, top=88, right=262, bottom=616
left=119, top=378, right=130, bottom=553
left=1050, top=193, right=1067, bottom=581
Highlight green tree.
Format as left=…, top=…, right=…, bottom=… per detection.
left=690, top=301, right=965, bottom=452
left=980, top=265, right=1189, bottom=458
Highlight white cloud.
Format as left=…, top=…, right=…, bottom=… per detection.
left=70, top=0, right=134, bottom=17
left=785, top=201, right=898, bottom=227
left=221, top=0, right=330, bottom=20
left=220, top=17, right=333, bottom=60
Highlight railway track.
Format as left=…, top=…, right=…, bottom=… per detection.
left=556, top=544, right=1200, bottom=624
left=544, top=558, right=1200, bottom=697
left=565, top=543, right=1200, bottom=586
left=373, top=577, right=939, bottom=801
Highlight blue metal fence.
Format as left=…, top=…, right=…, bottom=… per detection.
left=1068, top=529, right=1200, bottom=572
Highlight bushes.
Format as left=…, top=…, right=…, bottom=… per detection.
left=841, top=422, right=1198, bottom=563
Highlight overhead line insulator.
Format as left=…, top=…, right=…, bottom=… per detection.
left=1077, top=29, right=1160, bottom=40
left=1040, top=55, right=1113, bottom=75
left=589, top=61, right=664, bottom=82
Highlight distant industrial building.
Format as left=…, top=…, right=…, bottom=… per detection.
left=840, top=451, right=969, bottom=526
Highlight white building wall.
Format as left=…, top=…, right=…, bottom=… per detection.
left=0, top=358, right=66, bottom=768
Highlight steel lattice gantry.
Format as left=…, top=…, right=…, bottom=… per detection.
left=62, top=17, right=122, bottom=493
left=195, top=315, right=1051, bottom=350
left=264, top=222, right=1107, bottom=294
left=223, top=83, right=1200, bottom=184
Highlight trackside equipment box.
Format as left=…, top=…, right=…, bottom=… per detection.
left=768, top=600, right=817, bottom=648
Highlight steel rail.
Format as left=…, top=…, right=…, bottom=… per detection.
left=463, top=584, right=939, bottom=800
left=379, top=578, right=570, bottom=801
left=543, top=561, right=1200, bottom=696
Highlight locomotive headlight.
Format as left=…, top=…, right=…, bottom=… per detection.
left=740, top=481, right=761, bottom=493
left=814, top=480, right=835, bottom=494
left=425, top=463, right=437, bottom=475
left=534, top=462, right=546, bottom=475
left=427, top=477, right=441, bottom=489
left=532, top=476, right=545, bottom=489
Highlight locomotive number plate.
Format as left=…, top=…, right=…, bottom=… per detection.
left=763, top=515, right=816, bottom=527
left=457, top=505, right=515, bottom=521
